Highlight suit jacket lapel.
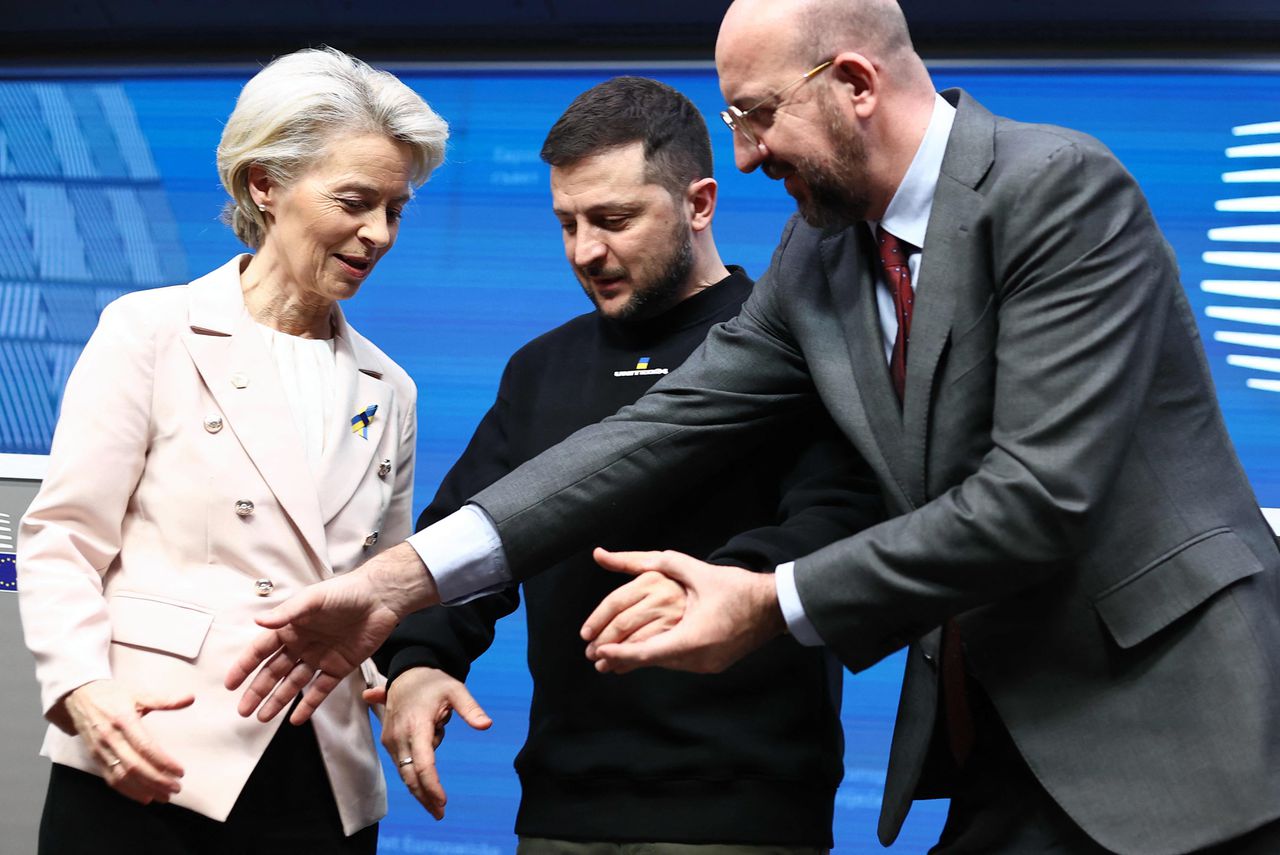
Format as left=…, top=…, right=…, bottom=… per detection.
left=820, top=227, right=914, bottom=511
left=180, top=258, right=331, bottom=571
left=316, top=308, right=391, bottom=525
left=900, top=89, right=997, bottom=505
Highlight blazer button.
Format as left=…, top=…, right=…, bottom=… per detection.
left=378, top=459, right=392, bottom=478
left=204, top=415, right=223, bottom=433
left=922, top=650, right=937, bottom=668
left=364, top=531, right=379, bottom=548
left=254, top=579, right=274, bottom=596
left=230, top=372, right=249, bottom=389
left=235, top=500, right=255, bottom=517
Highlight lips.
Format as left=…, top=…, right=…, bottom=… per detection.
left=581, top=267, right=627, bottom=295
left=334, top=253, right=374, bottom=278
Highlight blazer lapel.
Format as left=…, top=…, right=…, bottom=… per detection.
left=900, top=89, right=997, bottom=505
left=316, top=308, right=391, bottom=525
left=820, top=227, right=914, bottom=511
left=180, top=258, right=331, bottom=571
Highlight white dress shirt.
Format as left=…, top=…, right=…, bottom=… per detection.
left=411, top=94, right=958, bottom=640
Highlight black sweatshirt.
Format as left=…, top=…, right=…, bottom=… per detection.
left=376, top=268, right=882, bottom=847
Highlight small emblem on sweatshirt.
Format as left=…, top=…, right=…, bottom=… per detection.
left=613, top=355, right=669, bottom=378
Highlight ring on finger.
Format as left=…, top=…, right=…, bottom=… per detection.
left=106, top=757, right=122, bottom=768
left=398, top=757, right=414, bottom=767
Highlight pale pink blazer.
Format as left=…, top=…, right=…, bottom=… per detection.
left=18, top=256, right=416, bottom=834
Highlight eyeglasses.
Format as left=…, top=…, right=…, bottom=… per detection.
left=720, top=59, right=835, bottom=146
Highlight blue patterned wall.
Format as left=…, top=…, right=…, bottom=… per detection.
left=0, top=80, right=187, bottom=454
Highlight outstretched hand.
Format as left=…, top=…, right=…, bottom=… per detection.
left=225, top=543, right=439, bottom=724
left=581, top=548, right=786, bottom=674
left=365, top=667, right=491, bottom=819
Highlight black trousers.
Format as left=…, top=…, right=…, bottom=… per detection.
left=39, top=719, right=377, bottom=855
left=930, top=681, right=1280, bottom=854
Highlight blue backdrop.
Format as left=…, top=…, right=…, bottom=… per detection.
left=1, top=62, right=1277, bottom=852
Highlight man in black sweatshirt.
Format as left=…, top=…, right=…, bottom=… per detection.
left=373, top=77, right=881, bottom=854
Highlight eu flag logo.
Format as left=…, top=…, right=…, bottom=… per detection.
left=0, top=553, right=14, bottom=593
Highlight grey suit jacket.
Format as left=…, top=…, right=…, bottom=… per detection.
left=473, top=90, right=1280, bottom=855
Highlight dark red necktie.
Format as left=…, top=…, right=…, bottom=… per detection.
left=875, top=226, right=914, bottom=400
left=873, top=224, right=975, bottom=766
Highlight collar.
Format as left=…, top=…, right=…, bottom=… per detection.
left=186, top=254, right=385, bottom=378
left=871, top=92, right=956, bottom=250
left=600, top=266, right=753, bottom=345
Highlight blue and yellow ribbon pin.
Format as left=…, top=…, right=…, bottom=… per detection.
left=351, top=404, right=378, bottom=439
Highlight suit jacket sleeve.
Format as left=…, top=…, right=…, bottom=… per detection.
left=471, top=218, right=824, bottom=578
left=375, top=362, right=523, bottom=683
left=18, top=296, right=154, bottom=714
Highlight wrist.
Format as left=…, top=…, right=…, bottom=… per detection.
left=367, top=543, right=441, bottom=618
left=751, top=570, right=787, bottom=640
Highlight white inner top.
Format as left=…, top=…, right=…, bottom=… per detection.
left=256, top=323, right=336, bottom=473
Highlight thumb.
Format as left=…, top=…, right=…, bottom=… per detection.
left=450, top=687, right=492, bottom=731
left=253, top=589, right=315, bottom=629
left=594, top=548, right=698, bottom=587
left=135, top=692, right=196, bottom=715
left=362, top=686, right=388, bottom=705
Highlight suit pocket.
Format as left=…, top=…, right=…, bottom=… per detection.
left=1091, top=528, right=1263, bottom=649
left=108, top=592, right=215, bottom=660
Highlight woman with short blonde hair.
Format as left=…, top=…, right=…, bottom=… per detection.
left=20, top=47, right=446, bottom=854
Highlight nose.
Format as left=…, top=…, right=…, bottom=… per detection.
left=733, top=134, right=767, bottom=173
left=359, top=210, right=393, bottom=249
left=570, top=228, right=607, bottom=268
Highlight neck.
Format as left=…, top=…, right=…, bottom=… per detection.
left=240, top=251, right=334, bottom=339
left=680, top=234, right=732, bottom=300
left=868, top=73, right=939, bottom=220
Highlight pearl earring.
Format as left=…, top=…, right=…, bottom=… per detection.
left=257, top=204, right=266, bottom=212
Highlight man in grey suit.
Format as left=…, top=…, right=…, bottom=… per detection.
left=230, top=0, right=1280, bottom=852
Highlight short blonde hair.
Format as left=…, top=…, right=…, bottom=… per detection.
left=217, top=47, right=449, bottom=249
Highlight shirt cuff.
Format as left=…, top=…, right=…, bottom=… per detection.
left=406, top=504, right=512, bottom=605
left=775, top=561, right=824, bottom=647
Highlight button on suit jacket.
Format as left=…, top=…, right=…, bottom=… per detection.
left=468, top=91, right=1280, bottom=855
left=19, top=255, right=416, bottom=834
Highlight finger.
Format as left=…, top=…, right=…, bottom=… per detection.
left=613, top=619, right=671, bottom=646
left=362, top=686, right=388, bottom=705
left=134, top=693, right=196, bottom=716
left=99, top=725, right=182, bottom=803
left=409, top=742, right=447, bottom=820
left=225, top=629, right=290, bottom=691
left=582, top=556, right=670, bottom=640
left=593, top=630, right=689, bottom=675
left=235, top=646, right=299, bottom=717
left=591, top=601, right=674, bottom=649
left=253, top=658, right=318, bottom=723
left=289, top=670, right=341, bottom=725
left=116, top=712, right=186, bottom=779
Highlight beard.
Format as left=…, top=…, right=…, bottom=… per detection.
left=788, top=100, right=872, bottom=229
left=579, top=218, right=695, bottom=323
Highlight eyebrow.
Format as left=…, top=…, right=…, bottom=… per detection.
left=337, top=181, right=412, bottom=203
left=553, top=201, right=645, bottom=217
